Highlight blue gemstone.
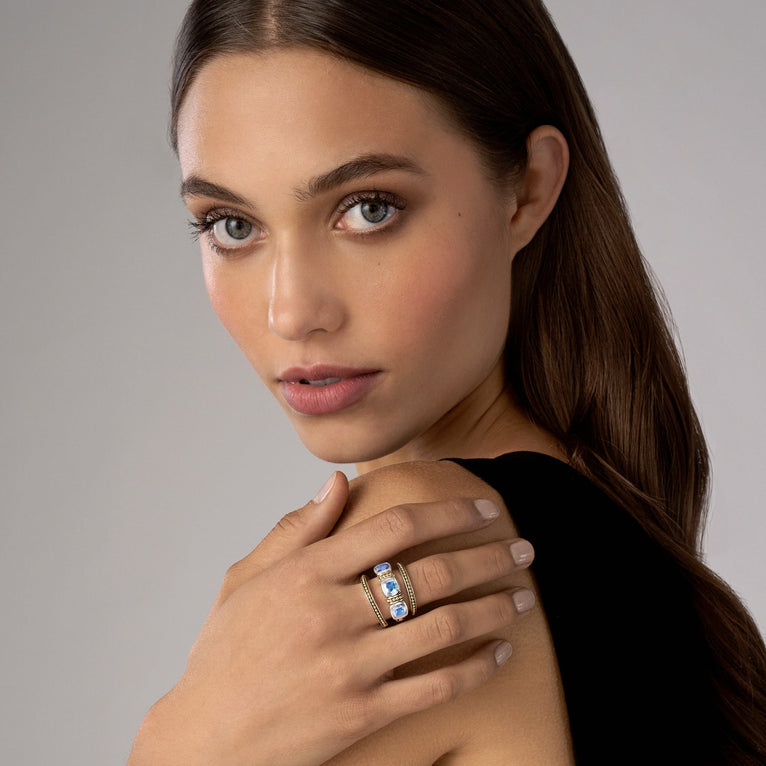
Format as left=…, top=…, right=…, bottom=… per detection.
left=380, top=577, right=400, bottom=597
left=374, top=563, right=392, bottom=576
left=390, top=600, right=409, bottom=621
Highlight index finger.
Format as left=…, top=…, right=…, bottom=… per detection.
left=312, top=497, right=500, bottom=577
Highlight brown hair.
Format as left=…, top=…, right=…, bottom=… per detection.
left=170, top=1, right=766, bottom=760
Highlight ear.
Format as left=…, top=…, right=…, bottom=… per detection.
left=508, top=126, right=569, bottom=254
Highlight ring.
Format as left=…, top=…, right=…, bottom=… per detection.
left=359, top=561, right=419, bottom=627
left=397, top=562, right=417, bottom=616
left=360, top=574, right=388, bottom=628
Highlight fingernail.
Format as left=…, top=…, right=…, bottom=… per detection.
left=494, top=641, right=513, bottom=666
left=510, top=540, right=534, bottom=567
left=313, top=473, right=336, bottom=503
left=474, top=499, right=499, bottom=520
left=512, top=588, right=536, bottom=614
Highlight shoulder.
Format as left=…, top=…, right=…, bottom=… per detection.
left=334, top=459, right=525, bottom=589
left=327, top=458, right=575, bottom=765
left=343, top=458, right=508, bottom=520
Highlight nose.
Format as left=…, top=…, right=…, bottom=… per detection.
left=267, top=246, right=344, bottom=341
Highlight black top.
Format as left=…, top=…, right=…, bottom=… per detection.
left=448, top=451, right=720, bottom=765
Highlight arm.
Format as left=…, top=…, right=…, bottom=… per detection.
left=127, top=470, right=538, bottom=766
left=324, top=459, right=574, bottom=765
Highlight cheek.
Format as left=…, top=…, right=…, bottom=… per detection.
left=202, top=257, right=267, bottom=362
left=376, top=228, right=512, bottom=367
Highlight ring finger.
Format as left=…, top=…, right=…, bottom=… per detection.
left=358, top=538, right=534, bottom=628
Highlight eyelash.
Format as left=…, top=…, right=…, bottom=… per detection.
left=335, top=190, right=407, bottom=234
left=188, top=191, right=407, bottom=256
left=187, top=207, right=253, bottom=257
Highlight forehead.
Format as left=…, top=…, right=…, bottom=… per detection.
left=176, top=48, right=467, bottom=182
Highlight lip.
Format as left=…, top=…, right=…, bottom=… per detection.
left=278, top=365, right=383, bottom=416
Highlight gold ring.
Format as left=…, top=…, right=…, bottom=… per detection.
left=397, top=562, right=417, bottom=616
left=360, top=574, right=388, bottom=628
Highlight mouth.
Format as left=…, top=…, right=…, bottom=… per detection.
left=300, top=377, right=343, bottom=387
left=278, top=365, right=383, bottom=416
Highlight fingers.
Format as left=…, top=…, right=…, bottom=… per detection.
left=216, top=472, right=348, bottom=602
left=355, top=538, right=535, bottom=630
left=266, top=471, right=349, bottom=556
left=381, top=589, right=535, bottom=670
left=401, top=538, right=534, bottom=608
left=371, top=639, right=514, bottom=720
left=317, top=497, right=502, bottom=577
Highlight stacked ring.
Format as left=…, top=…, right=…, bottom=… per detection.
left=360, top=561, right=419, bottom=628
left=396, top=562, right=417, bottom=616
left=374, top=562, right=409, bottom=622
left=360, top=574, right=388, bottom=628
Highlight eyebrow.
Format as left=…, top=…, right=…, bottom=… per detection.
left=180, top=177, right=254, bottom=208
left=180, top=153, right=426, bottom=207
left=294, top=153, right=426, bottom=201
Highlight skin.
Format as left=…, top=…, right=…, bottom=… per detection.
left=176, top=48, right=569, bottom=470
left=130, top=47, right=574, bottom=764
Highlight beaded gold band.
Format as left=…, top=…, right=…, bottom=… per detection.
left=360, top=561, right=419, bottom=628
left=360, top=574, right=388, bottom=628
left=397, top=562, right=417, bottom=616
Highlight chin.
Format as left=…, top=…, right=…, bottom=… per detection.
left=291, top=420, right=414, bottom=466
left=298, top=436, right=388, bottom=466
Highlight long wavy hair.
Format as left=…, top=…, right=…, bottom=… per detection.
left=169, top=1, right=766, bottom=760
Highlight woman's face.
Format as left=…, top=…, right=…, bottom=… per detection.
left=177, top=48, right=522, bottom=465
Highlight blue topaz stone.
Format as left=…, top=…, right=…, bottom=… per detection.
left=374, top=562, right=392, bottom=577
left=380, top=577, right=401, bottom=598
left=390, top=600, right=409, bottom=621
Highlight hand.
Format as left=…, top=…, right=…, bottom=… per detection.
left=127, top=472, right=536, bottom=766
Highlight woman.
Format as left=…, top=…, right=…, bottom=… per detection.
left=129, top=0, right=766, bottom=763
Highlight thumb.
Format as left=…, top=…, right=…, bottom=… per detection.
left=220, top=472, right=349, bottom=598
left=299, top=469, right=350, bottom=541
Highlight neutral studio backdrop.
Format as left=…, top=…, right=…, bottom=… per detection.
left=1, top=1, right=764, bottom=763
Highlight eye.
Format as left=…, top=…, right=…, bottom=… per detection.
left=336, top=192, right=405, bottom=234
left=211, top=217, right=258, bottom=248
left=189, top=210, right=264, bottom=255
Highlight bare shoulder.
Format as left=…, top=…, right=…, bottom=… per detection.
left=326, top=460, right=574, bottom=765
left=336, top=458, right=510, bottom=531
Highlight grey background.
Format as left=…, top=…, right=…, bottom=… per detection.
left=1, top=1, right=764, bottom=763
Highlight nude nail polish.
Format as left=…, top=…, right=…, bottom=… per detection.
left=313, top=473, right=335, bottom=503
left=495, top=641, right=513, bottom=666
left=510, top=540, right=534, bottom=566
left=512, top=589, right=536, bottom=614
left=474, top=499, right=500, bottom=520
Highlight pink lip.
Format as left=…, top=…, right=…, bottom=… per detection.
left=278, top=365, right=383, bottom=416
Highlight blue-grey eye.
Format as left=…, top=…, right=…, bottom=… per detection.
left=336, top=193, right=402, bottom=233
left=360, top=201, right=389, bottom=224
left=225, top=218, right=253, bottom=240
left=210, top=216, right=259, bottom=249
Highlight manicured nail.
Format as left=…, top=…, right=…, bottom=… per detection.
left=494, top=641, right=513, bottom=666
left=510, top=540, right=534, bottom=567
left=313, top=473, right=336, bottom=503
left=512, top=588, right=536, bottom=614
left=474, top=499, right=499, bottom=520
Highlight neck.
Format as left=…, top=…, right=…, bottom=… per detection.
left=355, top=361, right=566, bottom=475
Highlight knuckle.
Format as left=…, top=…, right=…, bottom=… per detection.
left=425, top=672, right=459, bottom=706
left=465, top=657, right=496, bottom=690
left=489, top=543, right=512, bottom=579
left=379, top=505, right=416, bottom=542
left=334, top=693, right=373, bottom=737
left=273, top=508, right=305, bottom=537
left=428, top=607, right=464, bottom=646
left=443, top=498, right=470, bottom=522
left=494, top=592, right=516, bottom=624
left=420, top=557, right=454, bottom=596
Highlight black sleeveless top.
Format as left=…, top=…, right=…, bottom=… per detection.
left=448, top=451, right=721, bottom=765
